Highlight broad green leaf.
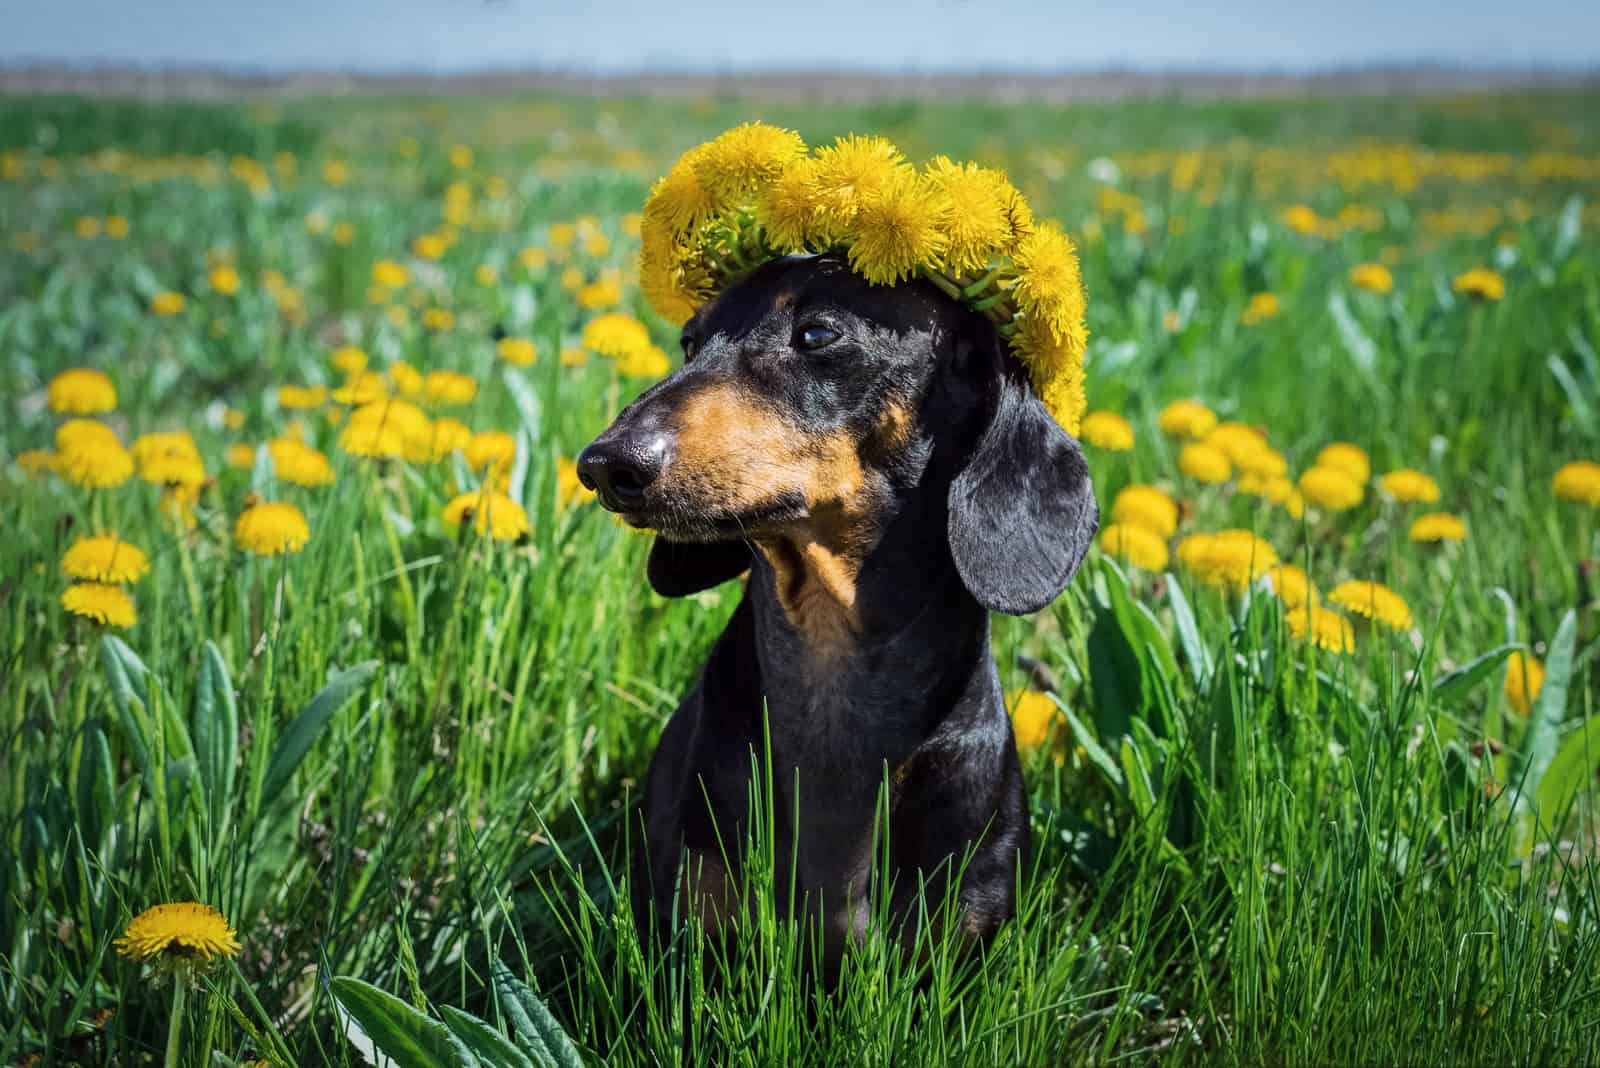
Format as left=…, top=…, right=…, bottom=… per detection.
left=1510, top=610, right=1576, bottom=815
left=74, top=718, right=115, bottom=851
left=1433, top=643, right=1519, bottom=705
left=1165, top=574, right=1212, bottom=689
left=440, top=1005, right=538, bottom=1068
left=1120, top=736, right=1157, bottom=821
left=1536, top=715, right=1600, bottom=820
left=493, top=962, right=583, bottom=1068
left=192, top=641, right=239, bottom=822
left=261, top=661, right=380, bottom=805
left=1087, top=608, right=1140, bottom=744
left=330, top=976, right=467, bottom=1068
left=100, top=636, right=153, bottom=772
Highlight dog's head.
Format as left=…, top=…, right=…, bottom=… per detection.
left=578, top=253, right=1097, bottom=615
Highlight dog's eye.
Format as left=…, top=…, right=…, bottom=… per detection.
left=796, top=324, right=840, bottom=351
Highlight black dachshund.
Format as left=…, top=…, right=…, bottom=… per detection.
left=578, top=252, right=1097, bottom=978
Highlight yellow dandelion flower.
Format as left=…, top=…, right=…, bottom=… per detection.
left=413, top=233, right=447, bottom=260
left=424, top=370, right=477, bottom=406
left=844, top=169, right=951, bottom=286
left=105, top=214, right=129, bottom=239
left=1179, top=442, right=1232, bottom=484
left=114, top=902, right=239, bottom=964
left=61, top=582, right=136, bottom=628
left=278, top=384, right=328, bottom=409
left=1453, top=268, right=1505, bottom=301
left=235, top=501, right=310, bottom=556
left=1008, top=689, right=1062, bottom=755
left=577, top=277, right=623, bottom=310
left=209, top=265, right=241, bottom=295
left=616, top=344, right=672, bottom=378
left=1010, top=221, right=1087, bottom=348
left=47, top=368, right=117, bottom=414
left=923, top=156, right=1014, bottom=272
left=371, top=260, right=409, bottom=289
left=1316, top=442, right=1371, bottom=483
left=1283, top=204, right=1323, bottom=236
left=75, top=215, right=102, bottom=239
left=582, top=312, right=652, bottom=360
left=1504, top=652, right=1544, bottom=715
left=267, top=438, right=335, bottom=487
left=1265, top=564, right=1318, bottom=609
left=388, top=361, right=423, bottom=398
left=1378, top=468, right=1441, bottom=503
left=1241, top=292, right=1280, bottom=326
left=549, top=222, right=577, bottom=248
left=1204, top=422, right=1270, bottom=468
left=443, top=489, right=529, bottom=541
left=17, top=449, right=55, bottom=477
left=61, top=535, right=149, bottom=584
left=57, top=418, right=119, bottom=452
left=332, top=372, right=389, bottom=407
left=1284, top=604, right=1354, bottom=654
left=1080, top=410, right=1134, bottom=451
left=1158, top=399, right=1218, bottom=439
left=226, top=443, right=257, bottom=469
left=1111, top=484, right=1179, bottom=537
left=1409, top=512, right=1466, bottom=543
left=1350, top=262, right=1394, bottom=293
left=339, top=420, right=403, bottom=458
left=520, top=246, right=548, bottom=271
left=331, top=347, right=368, bottom=376
left=693, top=121, right=807, bottom=200
left=1007, top=313, right=1087, bottom=433
left=756, top=156, right=822, bottom=252
left=422, top=307, right=456, bottom=332
left=55, top=436, right=134, bottom=489
left=809, top=134, right=910, bottom=239
left=643, top=144, right=724, bottom=236
left=1327, top=580, right=1413, bottom=630
left=1177, top=530, right=1278, bottom=593
left=466, top=430, right=517, bottom=473
left=1298, top=465, right=1365, bottom=512
left=1099, top=523, right=1169, bottom=571
left=638, top=225, right=714, bottom=325
left=560, top=346, right=588, bottom=367
left=402, top=417, right=472, bottom=464
left=150, top=291, right=186, bottom=316
left=557, top=456, right=596, bottom=509
left=497, top=337, right=537, bottom=367
left=1553, top=460, right=1600, bottom=505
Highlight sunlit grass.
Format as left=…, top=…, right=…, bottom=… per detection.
left=2, top=88, right=1598, bottom=1065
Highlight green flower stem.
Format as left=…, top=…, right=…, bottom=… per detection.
left=164, top=977, right=186, bottom=1068
left=919, top=267, right=965, bottom=303
left=961, top=267, right=1003, bottom=298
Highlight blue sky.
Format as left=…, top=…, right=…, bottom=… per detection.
left=6, top=0, right=1598, bottom=73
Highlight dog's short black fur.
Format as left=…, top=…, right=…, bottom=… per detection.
left=578, top=253, right=1098, bottom=976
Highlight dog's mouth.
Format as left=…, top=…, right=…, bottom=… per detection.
left=610, top=491, right=808, bottom=543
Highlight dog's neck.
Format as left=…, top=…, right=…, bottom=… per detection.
left=745, top=467, right=992, bottom=762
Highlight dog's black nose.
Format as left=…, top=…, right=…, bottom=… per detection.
left=577, top=434, right=667, bottom=511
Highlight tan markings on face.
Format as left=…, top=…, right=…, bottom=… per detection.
left=671, top=381, right=893, bottom=656
left=758, top=537, right=862, bottom=656
left=864, top=399, right=917, bottom=465
left=670, top=382, right=814, bottom=513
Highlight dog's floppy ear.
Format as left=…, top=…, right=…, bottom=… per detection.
left=946, top=331, right=1098, bottom=615
left=647, top=537, right=750, bottom=597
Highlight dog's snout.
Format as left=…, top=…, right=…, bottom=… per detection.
left=577, top=432, right=668, bottom=511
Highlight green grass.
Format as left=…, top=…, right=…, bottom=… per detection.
left=2, top=88, right=1599, bottom=1065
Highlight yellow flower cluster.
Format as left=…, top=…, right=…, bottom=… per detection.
left=59, top=533, right=148, bottom=629
left=637, top=124, right=1088, bottom=433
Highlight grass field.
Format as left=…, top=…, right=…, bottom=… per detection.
left=3, top=87, right=1600, bottom=1066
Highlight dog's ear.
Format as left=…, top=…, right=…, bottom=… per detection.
left=946, top=330, right=1098, bottom=615
left=647, top=537, right=750, bottom=597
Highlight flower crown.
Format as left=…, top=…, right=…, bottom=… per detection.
left=637, top=123, right=1089, bottom=434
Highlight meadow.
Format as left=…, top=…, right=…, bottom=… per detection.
left=3, top=86, right=1600, bottom=1065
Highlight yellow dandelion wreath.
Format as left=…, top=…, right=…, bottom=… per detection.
left=637, top=123, right=1090, bottom=433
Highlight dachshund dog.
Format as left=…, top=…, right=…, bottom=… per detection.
left=578, top=252, right=1098, bottom=978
